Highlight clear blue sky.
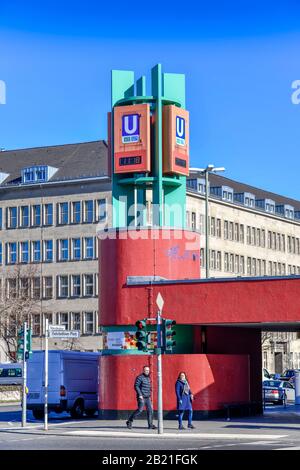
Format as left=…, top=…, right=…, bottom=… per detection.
left=0, top=0, right=300, bottom=198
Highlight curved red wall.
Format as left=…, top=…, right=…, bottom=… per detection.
left=99, top=354, right=250, bottom=414
left=99, top=228, right=200, bottom=326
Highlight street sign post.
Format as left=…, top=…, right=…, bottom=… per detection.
left=21, top=321, right=27, bottom=428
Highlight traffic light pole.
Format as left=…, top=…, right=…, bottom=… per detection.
left=156, top=310, right=163, bottom=435
left=21, top=321, right=27, bottom=428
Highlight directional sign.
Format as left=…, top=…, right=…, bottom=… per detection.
left=48, top=325, right=66, bottom=331
left=49, top=330, right=80, bottom=339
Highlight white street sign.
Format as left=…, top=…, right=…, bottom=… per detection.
left=48, top=325, right=66, bottom=331
left=49, top=330, right=80, bottom=339
left=156, top=292, right=164, bottom=311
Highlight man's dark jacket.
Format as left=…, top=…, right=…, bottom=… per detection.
left=134, top=373, right=152, bottom=399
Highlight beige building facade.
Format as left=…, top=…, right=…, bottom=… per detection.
left=0, top=141, right=300, bottom=373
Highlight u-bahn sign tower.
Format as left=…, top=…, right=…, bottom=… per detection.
left=98, top=64, right=300, bottom=418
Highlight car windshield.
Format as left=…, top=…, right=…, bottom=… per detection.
left=263, top=380, right=281, bottom=387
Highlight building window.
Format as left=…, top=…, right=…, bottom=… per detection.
left=7, top=207, right=17, bottom=229
left=84, top=237, right=94, bottom=259
left=229, top=253, right=234, bottom=273
left=71, top=201, right=81, bottom=224
left=246, top=226, right=251, bottom=245
left=83, top=200, right=94, bottom=223
left=0, top=243, right=2, bottom=265
left=43, top=204, right=53, bottom=226
left=229, top=222, right=233, bottom=241
left=216, top=251, right=222, bottom=271
left=72, top=238, right=81, bottom=261
left=234, top=255, right=239, bottom=274
left=0, top=208, right=2, bottom=229
left=44, top=240, right=53, bottom=262
left=224, top=221, right=228, bottom=240
left=234, top=223, right=239, bottom=242
left=84, top=274, right=94, bottom=296
left=43, top=277, right=53, bottom=299
left=84, top=312, right=94, bottom=334
left=210, top=250, right=216, bottom=270
left=20, top=206, right=29, bottom=227
left=32, top=314, right=41, bottom=336
left=32, top=277, right=41, bottom=299
left=224, top=253, right=229, bottom=272
left=240, top=256, right=245, bottom=275
left=58, top=275, right=69, bottom=298
left=7, top=242, right=17, bottom=264
left=199, top=214, right=205, bottom=234
left=32, top=241, right=41, bottom=262
left=72, top=312, right=81, bottom=331
left=216, top=219, right=221, bottom=238
left=20, top=277, right=29, bottom=299
left=200, top=248, right=205, bottom=268
left=20, top=241, right=29, bottom=263
left=210, top=217, right=215, bottom=236
left=97, top=199, right=107, bottom=222
left=32, top=205, right=41, bottom=226
left=191, top=212, right=196, bottom=231
left=247, top=257, right=251, bottom=275
left=58, top=239, right=69, bottom=261
left=71, top=275, right=81, bottom=297
left=7, top=278, right=17, bottom=298
left=58, top=202, right=69, bottom=225
left=239, top=225, right=244, bottom=243
left=58, top=312, right=69, bottom=329
left=261, top=229, right=266, bottom=248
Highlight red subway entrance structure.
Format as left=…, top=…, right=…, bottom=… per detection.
left=98, top=65, right=300, bottom=418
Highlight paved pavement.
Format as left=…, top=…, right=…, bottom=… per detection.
left=1, top=403, right=300, bottom=449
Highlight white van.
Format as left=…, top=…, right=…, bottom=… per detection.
left=0, top=363, right=23, bottom=385
left=27, top=350, right=100, bottom=420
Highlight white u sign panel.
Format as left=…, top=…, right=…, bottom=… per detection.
left=122, top=114, right=140, bottom=143
left=0, top=80, right=6, bottom=105
left=176, top=116, right=185, bottom=146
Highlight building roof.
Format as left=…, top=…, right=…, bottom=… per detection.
left=0, top=141, right=109, bottom=185
left=189, top=171, right=300, bottom=212
left=0, top=140, right=299, bottom=212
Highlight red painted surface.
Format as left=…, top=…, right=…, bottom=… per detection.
left=206, top=327, right=262, bottom=402
left=99, top=229, right=200, bottom=326
left=102, top=276, right=300, bottom=326
left=99, top=354, right=250, bottom=412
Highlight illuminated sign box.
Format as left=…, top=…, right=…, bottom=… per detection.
left=163, top=105, right=189, bottom=176
left=114, top=104, right=151, bottom=174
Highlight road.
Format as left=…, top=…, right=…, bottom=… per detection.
left=1, top=403, right=300, bottom=450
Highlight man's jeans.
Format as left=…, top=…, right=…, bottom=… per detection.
left=128, top=397, right=153, bottom=426
left=178, top=409, right=193, bottom=427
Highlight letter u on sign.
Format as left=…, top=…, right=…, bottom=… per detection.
left=122, top=114, right=140, bottom=143
left=176, top=116, right=185, bottom=145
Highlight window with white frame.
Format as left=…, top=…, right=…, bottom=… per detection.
left=43, top=276, right=53, bottom=299
left=58, top=239, right=69, bottom=261
left=97, top=199, right=107, bottom=222
left=71, top=312, right=81, bottom=331
left=83, top=200, right=94, bottom=223
left=84, top=274, right=94, bottom=296
left=71, top=275, right=81, bottom=297
left=58, top=275, right=68, bottom=298
left=72, top=238, right=81, bottom=261
left=84, top=237, right=94, bottom=259
left=32, top=277, right=41, bottom=299
left=84, top=311, right=94, bottom=334
left=58, top=312, right=69, bottom=329
left=71, top=201, right=81, bottom=224
left=58, top=202, right=69, bottom=225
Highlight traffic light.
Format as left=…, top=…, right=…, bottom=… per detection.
left=135, top=320, right=149, bottom=352
left=16, top=327, right=32, bottom=361
left=162, top=319, right=177, bottom=352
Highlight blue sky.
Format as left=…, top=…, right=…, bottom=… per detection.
left=0, top=0, right=300, bottom=198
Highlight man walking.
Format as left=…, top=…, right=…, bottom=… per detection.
left=126, top=365, right=157, bottom=429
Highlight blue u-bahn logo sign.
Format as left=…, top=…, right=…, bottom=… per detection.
left=176, top=116, right=185, bottom=146
left=122, top=114, right=140, bottom=143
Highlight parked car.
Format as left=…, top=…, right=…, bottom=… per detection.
left=27, top=350, right=100, bottom=420
left=0, top=363, right=23, bottom=385
left=263, top=379, right=295, bottom=404
left=262, top=368, right=271, bottom=380
left=280, top=369, right=300, bottom=382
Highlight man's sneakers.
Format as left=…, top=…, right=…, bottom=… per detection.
left=148, top=424, right=157, bottom=429
left=188, top=424, right=195, bottom=429
left=178, top=425, right=186, bottom=430
left=126, top=420, right=132, bottom=429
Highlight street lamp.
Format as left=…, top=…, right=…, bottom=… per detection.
left=189, top=165, right=225, bottom=278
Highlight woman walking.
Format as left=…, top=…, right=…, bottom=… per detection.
left=175, top=372, right=194, bottom=430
